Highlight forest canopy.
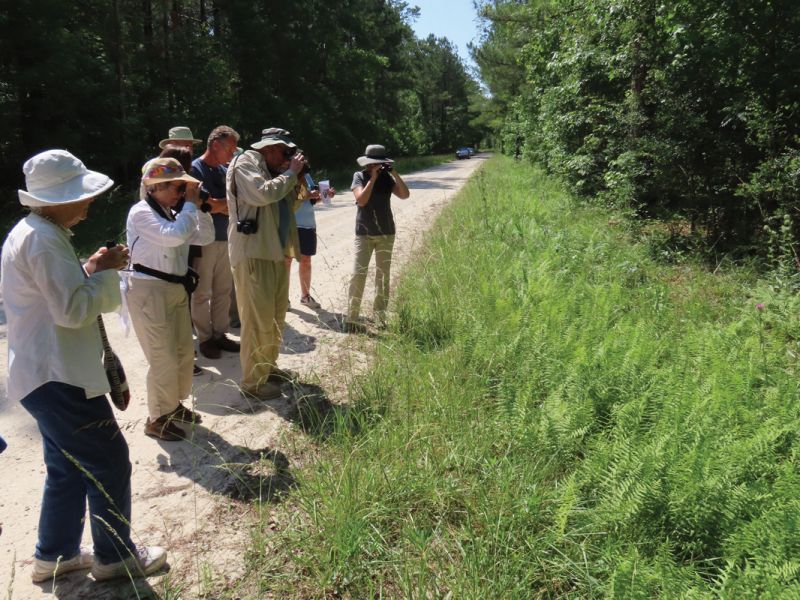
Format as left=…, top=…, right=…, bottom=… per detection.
left=473, top=0, right=800, bottom=261
left=0, top=0, right=485, bottom=225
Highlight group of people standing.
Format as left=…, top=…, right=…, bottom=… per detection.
left=0, top=124, right=410, bottom=584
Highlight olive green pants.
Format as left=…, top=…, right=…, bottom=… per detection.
left=232, top=258, right=289, bottom=394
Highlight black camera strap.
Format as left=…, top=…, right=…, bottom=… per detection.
left=132, top=263, right=199, bottom=295
left=229, top=152, right=259, bottom=230
left=144, top=193, right=176, bottom=221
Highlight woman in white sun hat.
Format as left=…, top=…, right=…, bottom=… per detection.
left=125, top=157, right=214, bottom=441
left=1, top=149, right=167, bottom=583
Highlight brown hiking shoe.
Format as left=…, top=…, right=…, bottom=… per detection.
left=241, top=382, right=283, bottom=401
left=144, top=417, right=185, bottom=441
left=198, top=339, right=221, bottom=359
left=267, top=367, right=299, bottom=383
left=167, top=403, right=202, bottom=424
left=214, top=334, right=240, bottom=353
left=343, top=321, right=367, bottom=334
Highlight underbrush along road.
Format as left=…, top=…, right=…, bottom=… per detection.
left=0, top=154, right=487, bottom=598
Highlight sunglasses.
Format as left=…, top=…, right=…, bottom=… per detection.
left=173, top=183, right=187, bottom=194
left=283, top=148, right=297, bottom=158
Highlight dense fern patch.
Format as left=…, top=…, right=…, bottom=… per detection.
left=255, top=156, right=800, bottom=598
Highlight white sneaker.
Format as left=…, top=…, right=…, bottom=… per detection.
left=32, top=547, right=93, bottom=583
left=91, top=546, right=167, bottom=581
left=300, top=294, right=321, bottom=309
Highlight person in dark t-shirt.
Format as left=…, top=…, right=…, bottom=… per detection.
left=189, top=126, right=241, bottom=359
left=345, top=144, right=410, bottom=332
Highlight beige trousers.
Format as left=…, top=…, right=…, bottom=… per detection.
left=347, top=234, right=395, bottom=322
left=191, top=240, right=234, bottom=343
left=127, top=278, right=194, bottom=419
left=232, top=258, right=289, bottom=393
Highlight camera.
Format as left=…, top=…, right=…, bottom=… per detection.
left=198, top=187, right=210, bottom=201
left=236, top=219, right=258, bottom=235
left=380, top=163, right=393, bottom=173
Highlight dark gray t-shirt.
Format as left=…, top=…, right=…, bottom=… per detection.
left=190, top=158, right=229, bottom=241
left=351, top=170, right=396, bottom=236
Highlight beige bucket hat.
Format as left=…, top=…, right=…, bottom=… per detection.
left=18, top=149, right=114, bottom=207
left=158, top=126, right=202, bottom=149
left=357, top=144, right=394, bottom=167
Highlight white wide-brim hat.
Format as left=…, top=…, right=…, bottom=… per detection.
left=18, top=149, right=114, bottom=207
left=357, top=144, right=394, bottom=167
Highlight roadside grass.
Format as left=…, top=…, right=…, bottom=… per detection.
left=243, top=154, right=800, bottom=597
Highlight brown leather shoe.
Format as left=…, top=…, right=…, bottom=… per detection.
left=144, top=417, right=185, bottom=441
left=199, top=339, right=221, bottom=359
left=214, top=334, right=240, bottom=353
left=343, top=321, right=367, bottom=334
left=267, top=367, right=299, bottom=383
left=241, top=382, right=283, bottom=401
left=167, top=403, right=202, bottom=424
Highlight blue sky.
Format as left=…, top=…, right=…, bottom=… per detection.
left=408, top=0, right=483, bottom=71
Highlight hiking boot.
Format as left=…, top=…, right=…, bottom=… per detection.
left=91, top=546, right=167, bottom=582
left=166, top=403, right=202, bottom=425
left=198, top=339, right=221, bottom=359
left=267, top=367, right=299, bottom=383
left=144, top=417, right=185, bottom=441
left=32, top=548, right=93, bottom=583
left=214, top=334, right=240, bottom=353
left=241, top=382, right=283, bottom=401
left=300, top=294, right=321, bottom=309
left=343, top=321, right=367, bottom=334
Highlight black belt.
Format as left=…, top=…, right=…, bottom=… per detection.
left=132, top=264, right=199, bottom=295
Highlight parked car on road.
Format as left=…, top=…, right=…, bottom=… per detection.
left=456, top=147, right=471, bottom=159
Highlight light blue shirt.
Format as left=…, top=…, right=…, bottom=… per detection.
left=295, top=199, right=316, bottom=229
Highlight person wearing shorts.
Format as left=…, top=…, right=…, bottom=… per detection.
left=286, top=182, right=335, bottom=309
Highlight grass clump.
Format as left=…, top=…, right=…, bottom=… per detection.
left=250, top=155, right=800, bottom=598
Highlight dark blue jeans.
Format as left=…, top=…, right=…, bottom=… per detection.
left=21, top=382, right=137, bottom=564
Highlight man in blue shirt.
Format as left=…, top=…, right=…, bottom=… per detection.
left=189, top=126, right=241, bottom=359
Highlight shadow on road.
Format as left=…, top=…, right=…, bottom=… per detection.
left=30, top=567, right=160, bottom=600
left=152, top=424, right=295, bottom=502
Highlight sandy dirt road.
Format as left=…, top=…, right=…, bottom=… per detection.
left=0, top=154, right=486, bottom=598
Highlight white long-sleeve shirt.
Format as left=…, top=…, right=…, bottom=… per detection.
left=126, top=199, right=214, bottom=279
left=1, top=213, right=121, bottom=403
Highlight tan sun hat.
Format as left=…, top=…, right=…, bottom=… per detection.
left=357, top=144, right=394, bottom=167
left=158, top=126, right=202, bottom=149
left=251, top=127, right=297, bottom=150
left=142, top=158, right=200, bottom=186
left=18, top=149, right=114, bottom=207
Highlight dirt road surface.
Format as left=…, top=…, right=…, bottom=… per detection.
left=0, top=154, right=486, bottom=598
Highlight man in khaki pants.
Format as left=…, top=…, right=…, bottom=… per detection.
left=189, top=125, right=241, bottom=359
left=226, top=128, right=306, bottom=400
